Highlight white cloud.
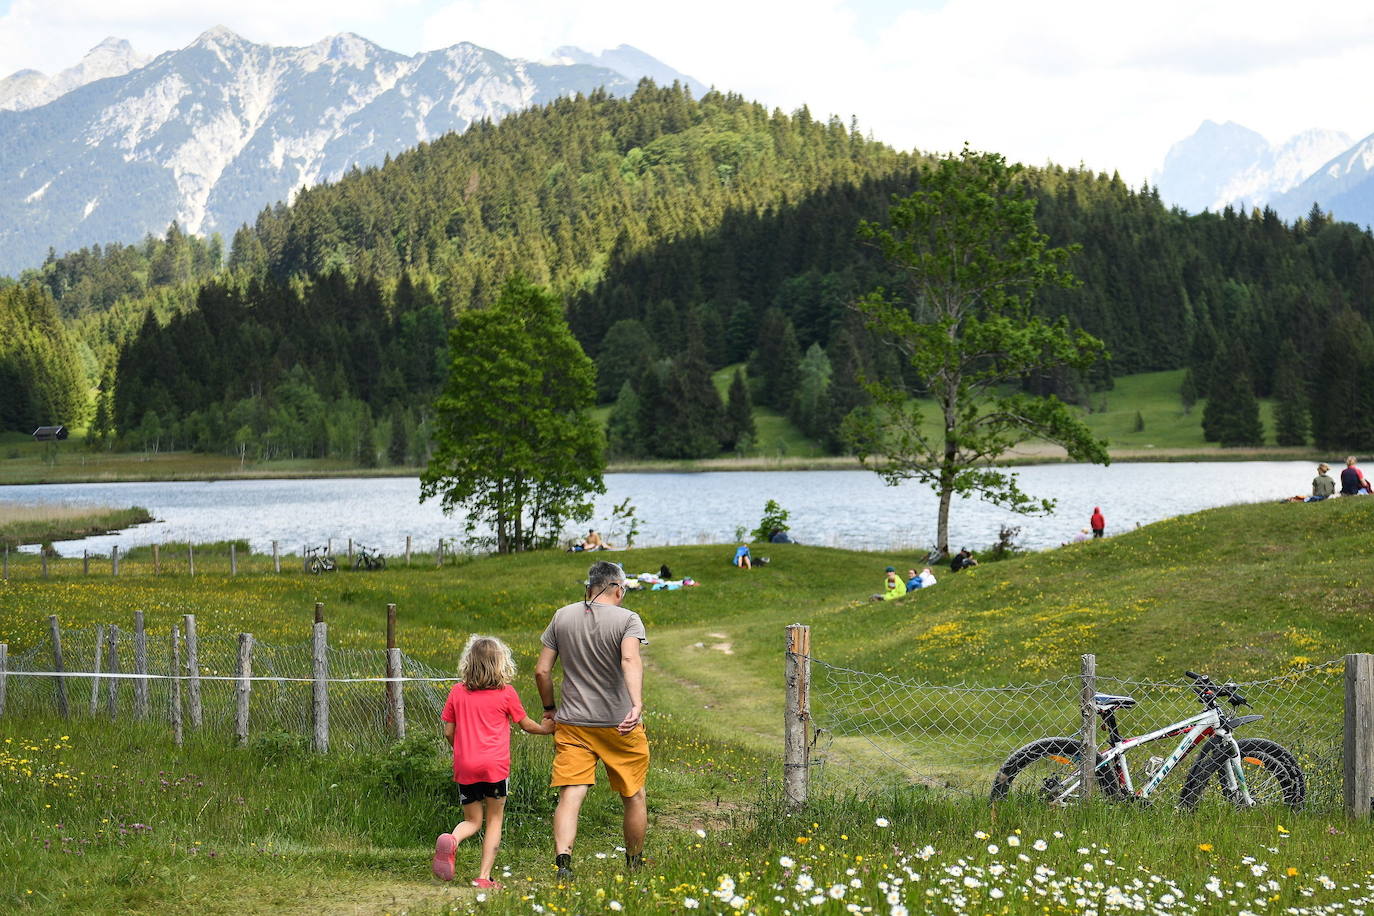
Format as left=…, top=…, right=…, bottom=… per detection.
left=3, top=0, right=1374, bottom=183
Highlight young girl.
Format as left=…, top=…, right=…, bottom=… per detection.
left=434, top=635, right=552, bottom=887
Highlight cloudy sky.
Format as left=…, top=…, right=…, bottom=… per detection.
left=1, top=0, right=1370, bottom=183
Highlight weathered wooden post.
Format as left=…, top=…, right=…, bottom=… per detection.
left=1346, top=653, right=1374, bottom=819
left=89, top=625, right=106, bottom=716
left=152, top=543, right=160, bottom=574
left=0, top=642, right=7, bottom=717
left=327, top=537, right=332, bottom=556
left=106, top=625, right=121, bottom=718
left=386, top=603, right=405, bottom=740
left=405, top=535, right=412, bottom=567
left=83, top=551, right=89, bottom=575
left=188, top=544, right=195, bottom=577
left=183, top=614, right=202, bottom=729
left=784, top=623, right=811, bottom=808
left=48, top=615, right=68, bottom=718
left=235, top=633, right=254, bottom=747
left=1080, top=653, right=1097, bottom=803
left=436, top=539, right=443, bottom=567
left=133, top=611, right=149, bottom=720
left=170, top=626, right=183, bottom=747
left=111, top=545, right=119, bottom=577
left=312, top=607, right=329, bottom=753
left=272, top=540, right=280, bottom=574
left=41, top=550, right=48, bottom=578
left=347, top=538, right=353, bottom=568
left=230, top=543, right=237, bottom=577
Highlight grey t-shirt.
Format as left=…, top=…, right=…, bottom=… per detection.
left=541, top=600, right=647, bottom=727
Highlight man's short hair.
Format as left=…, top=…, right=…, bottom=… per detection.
left=587, top=560, right=625, bottom=589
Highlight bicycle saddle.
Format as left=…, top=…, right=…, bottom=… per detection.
left=1092, top=693, right=1137, bottom=711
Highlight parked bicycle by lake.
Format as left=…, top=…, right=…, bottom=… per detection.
left=353, top=543, right=386, bottom=571
left=304, top=545, right=336, bottom=574
left=990, top=670, right=1305, bottom=810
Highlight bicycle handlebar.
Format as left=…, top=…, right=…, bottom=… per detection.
left=1183, top=670, right=1247, bottom=707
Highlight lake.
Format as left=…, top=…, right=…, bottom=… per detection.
left=0, top=461, right=1325, bottom=559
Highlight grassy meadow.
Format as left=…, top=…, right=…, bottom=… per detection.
left=1, top=495, right=1373, bottom=913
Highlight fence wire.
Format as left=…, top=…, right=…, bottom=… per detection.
left=1, top=625, right=455, bottom=752
left=806, top=655, right=1347, bottom=812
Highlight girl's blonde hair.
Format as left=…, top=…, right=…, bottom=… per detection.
left=458, top=635, right=516, bottom=690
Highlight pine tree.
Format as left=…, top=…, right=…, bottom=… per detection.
left=791, top=343, right=832, bottom=439
left=657, top=329, right=724, bottom=459
left=1202, top=345, right=1264, bottom=447
left=749, top=308, right=802, bottom=410
left=722, top=367, right=755, bottom=452
left=1179, top=368, right=1197, bottom=415
left=606, top=381, right=643, bottom=458
left=1272, top=340, right=1310, bottom=447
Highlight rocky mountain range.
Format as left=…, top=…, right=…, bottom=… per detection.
left=0, top=28, right=701, bottom=275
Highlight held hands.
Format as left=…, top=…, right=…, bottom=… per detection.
left=540, top=710, right=557, bottom=735
left=616, top=704, right=643, bottom=735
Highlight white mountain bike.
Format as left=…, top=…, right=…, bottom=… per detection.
left=990, top=670, right=1305, bottom=809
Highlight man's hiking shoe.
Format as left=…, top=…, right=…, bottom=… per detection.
left=555, top=853, right=574, bottom=881
left=431, top=833, right=456, bottom=881
left=472, top=878, right=504, bottom=890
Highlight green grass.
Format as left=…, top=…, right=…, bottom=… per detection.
left=2, top=497, right=1372, bottom=911
left=0, top=504, right=153, bottom=549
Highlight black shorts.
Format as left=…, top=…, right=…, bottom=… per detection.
left=458, top=779, right=508, bottom=806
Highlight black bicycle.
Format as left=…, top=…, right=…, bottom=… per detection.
left=353, top=544, right=386, bottom=571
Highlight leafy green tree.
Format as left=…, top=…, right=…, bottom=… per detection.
left=605, top=381, right=643, bottom=458
left=420, top=276, right=605, bottom=553
left=595, top=319, right=656, bottom=402
left=847, top=147, right=1108, bottom=555
left=722, top=367, right=755, bottom=452
left=750, top=499, right=791, bottom=541
left=791, top=342, right=832, bottom=439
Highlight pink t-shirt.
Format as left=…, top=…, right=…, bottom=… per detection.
left=440, top=683, right=527, bottom=783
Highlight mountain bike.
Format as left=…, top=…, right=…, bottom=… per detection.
left=990, top=670, right=1305, bottom=810
left=304, top=545, right=336, bottom=574
left=353, top=544, right=386, bottom=571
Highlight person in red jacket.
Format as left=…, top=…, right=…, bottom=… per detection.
left=1090, top=507, right=1106, bottom=539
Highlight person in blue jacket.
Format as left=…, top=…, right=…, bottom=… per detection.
left=732, top=543, right=752, bottom=570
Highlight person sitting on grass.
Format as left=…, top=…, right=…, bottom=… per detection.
left=1340, top=456, right=1372, bottom=496
left=870, top=566, right=905, bottom=601
left=907, top=567, right=936, bottom=591
left=581, top=530, right=612, bottom=551
left=733, top=543, right=752, bottom=570
left=950, top=548, right=978, bottom=572
left=1308, top=463, right=1336, bottom=502
left=434, top=635, right=553, bottom=888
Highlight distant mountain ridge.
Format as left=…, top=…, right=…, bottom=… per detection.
left=0, top=37, right=149, bottom=111
left=1153, top=120, right=1351, bottom=215
left=0, top=28, right=699, bottom=275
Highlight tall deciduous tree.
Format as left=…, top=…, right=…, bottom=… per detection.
left=420, top=276, right=605, bottom=553
left=847, top=147, right=1108, bottom=555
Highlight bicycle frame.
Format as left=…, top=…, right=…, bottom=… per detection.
left=1046, top=705, right=1255, bottom=805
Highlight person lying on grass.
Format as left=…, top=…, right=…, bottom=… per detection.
left=434, top=635, right=553, bottom=888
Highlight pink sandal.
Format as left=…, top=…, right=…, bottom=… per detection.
left=431, top=834, right=456, bottom=881
left=472, top=878, right=505, bottom=890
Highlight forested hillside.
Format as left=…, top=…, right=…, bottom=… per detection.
left=12, top=80, right=1374, bottom=459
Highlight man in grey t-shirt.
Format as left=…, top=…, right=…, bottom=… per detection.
left=534, top=560, right=649, bottom=881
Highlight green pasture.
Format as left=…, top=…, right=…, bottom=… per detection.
left=2, top=498, right=1373, bottom=912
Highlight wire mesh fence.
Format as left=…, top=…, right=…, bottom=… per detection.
left=805, top=653, right=1349, bottom=812
left=0, top=623, right=457, bottom=752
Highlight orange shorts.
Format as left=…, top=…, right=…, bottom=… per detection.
left=551, top=723, right=650, bottom=797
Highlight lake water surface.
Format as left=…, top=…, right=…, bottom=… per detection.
left=0, top=461, right=1323, bottom=558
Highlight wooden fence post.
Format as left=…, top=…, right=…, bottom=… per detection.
left=183, top=614, right=202, bottom=729
left=188, top=544, right=195, bottom=577
left=230, top=543, right=237, bottom=577
left=152, top=543, right=160, bottom=574
left=1346, top=653, right=1374, bottom=819
left=436, top=539, right=443, bottom=567
left=347, top=538, right=353, bottom=568
left=385, top=603, right=405, bottom=740
left=170, top=626, right=183, bottom=747
left=784, top=623, right=811, bottom=808
left=312, top=616, right=329, bottom=753
left=111, top=545, right=119, bottom=577
left=133, top=611, right=148, bottom=720
left=83, top=551, right=89, bottom=575
left=1080, top=653, right=1097, bottom=803
left=235, top=633, right=254, bottom=747
left=106, top=625, right=121, bottom=718
left=48, top=615, right=68, bottom=718
left=41, top=551, right=47, bottom=578
left=89, top=625, right=105, bottom=716
left=405, top=535, right=411, bottom=567
left=0, top=642, right=7, bottom=717
left=272, top=540, right=280, bottom=574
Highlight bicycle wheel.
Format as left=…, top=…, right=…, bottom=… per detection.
left=1179, top=737, right=1305, bottom=810
left=991, top=737, right=1113, bottom=804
